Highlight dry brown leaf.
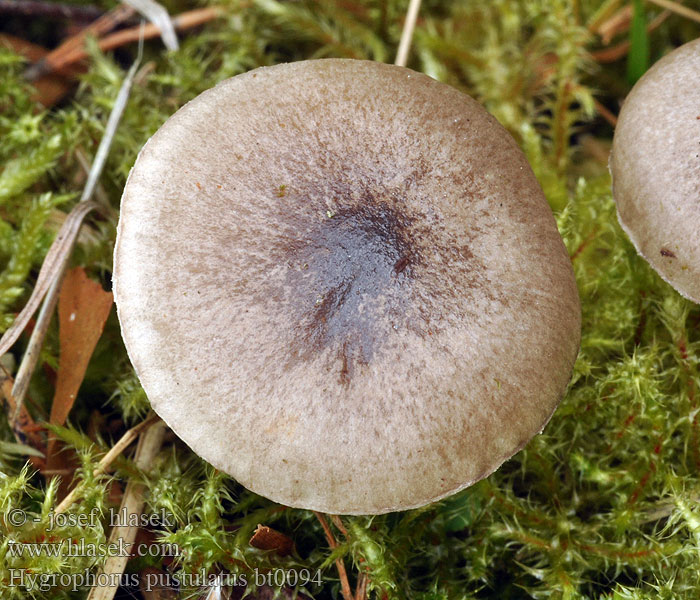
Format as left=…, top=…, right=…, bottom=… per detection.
left=50, top=267, right=113, bottom=426
left=47, top=267, right=112, bottom=468
left=0, top=33, right=79, bottom=107
left=249, top=524, right=294, bottom=556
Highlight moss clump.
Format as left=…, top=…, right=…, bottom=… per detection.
left=2, top=0, right=700, bottom=598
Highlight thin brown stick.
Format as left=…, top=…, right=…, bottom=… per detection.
left=0, top=202, right=99, bottom=362
left=40, top=6, right=223, bottom=76
left=25, top=4, right=136, bottom=81
left=10, top=264, right=68, bottom=424
left=647, top=0, right=700, bottom=23
left=54, top=412, right=161, bottom=514
left=594, top=98, right=618, bottom=126
left=314, top=512, right=354, bottom=600
left=587, top=0, right=625, bottom=33
left=354, top=573, right=368, bottom=600
left=595, top=4, right=633, bottom=44
left=331, top=514, right=349, bottom=536
left=86, top=419, right=166, bottom=600
left=330, top=514, right=368, bottom=600
left=52, top=5, right=134, bottom=56
left=2, top=54, right=140, bottom=412
left=591, top=10, right=669, bottom=62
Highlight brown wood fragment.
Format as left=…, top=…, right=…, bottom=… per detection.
left=595, top=5, right=633, bottom=45
left=24, top=4, right=136, bottom=81
left=86, top=419, right=167, bottom=600
left=0, top=34, right=79, bottom=106
left=591, top=11, right=670, bottom=62
left=249, top=524, right=294, bottom=556
left=31, top=6, right=224, bottom=79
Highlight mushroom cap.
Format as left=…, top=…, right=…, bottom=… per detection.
left=113, top=59, right=581, bottom=515
left=610, top=39, right=700, bottom=302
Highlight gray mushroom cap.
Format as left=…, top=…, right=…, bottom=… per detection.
left=113, top=59, right=581, bottom=515
left=610, top=38, right=700, bottom=303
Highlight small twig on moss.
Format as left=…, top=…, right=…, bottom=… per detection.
left=330, top=515, right=368, bottom=600
left=354, top=573, right=368, bottom=600
left=593, top=98, right=618, bottom=126
left=646, top=0, right=700, bottom=23
left=595, top=4, right=633, bottom=44
left=34, top=7, right=224, bottom=79
left=331, top=514, right=349, bottom=536
left=86, top=418, right=166, bottom=600
left=314, top=512, right=354, bottom=600
left=3, top=54, right=141, bottom=425
left=591, top=10, right=669, bottom=62
left=54, top=412, right=161, bottom=514
left=395, top=0, right=421, bottom=66
left=75, top=148, right=111, bottom=209
left=25, top=4, right=136, bottom=81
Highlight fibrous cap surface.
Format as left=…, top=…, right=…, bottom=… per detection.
left=611, top=38, right=700, bottom=303
left=114, top=59, right=581, bottom=514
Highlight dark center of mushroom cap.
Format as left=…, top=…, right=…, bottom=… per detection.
left=284, top=196, right=419, bottom=381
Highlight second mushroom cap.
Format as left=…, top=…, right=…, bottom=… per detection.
left=610, top=38, right=700, bottom=303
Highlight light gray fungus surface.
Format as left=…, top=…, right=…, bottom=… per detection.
left=114, top=59, right=581, bottom=515
left=611, top=38, right=700, bottom=303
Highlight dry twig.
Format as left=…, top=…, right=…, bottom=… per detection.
left=3, top=54, right=141, bottom=425
left=595, top=5, right=633, bottom=44
left=354, top=573, right=368, bottom=600
left=86, top=418, right=167, bottom=600
left=314, top=512, right=354, bottom=600
left=594, top=98, right=618, bottom=126
left=30, top=7, right=223, bottom=78
left=54, top=412, right=161, bottom=514
left=25, top=4, right=135, bottom=81
left=591, top=10, right=670, bottom=62
left=647, top=0, right=700, bottom=23
left=331, top=514, right=349, bottom=536
left=395, top=0, right=422, bottom=67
